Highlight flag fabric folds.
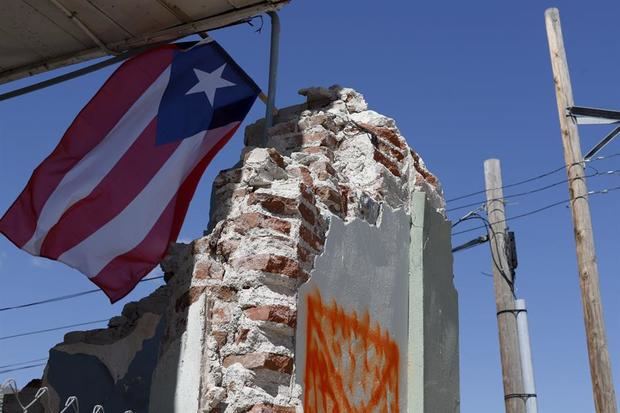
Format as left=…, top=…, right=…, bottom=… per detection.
left=0, top=38, right=260, bottom=302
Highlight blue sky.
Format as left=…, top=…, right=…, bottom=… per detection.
left=1, top=1, right=619, bottom=412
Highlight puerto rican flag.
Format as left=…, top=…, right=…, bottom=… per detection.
left=0, top=38, right=260, bottom=302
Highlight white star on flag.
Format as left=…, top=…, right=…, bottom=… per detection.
left=186, top=64, right=236, bottom=106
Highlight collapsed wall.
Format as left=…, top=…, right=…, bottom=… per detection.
left=151, top=85, right=457, bottom=412
left=4, top=86, right=457, bottom=413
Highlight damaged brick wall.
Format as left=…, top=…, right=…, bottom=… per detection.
left=7, top=86, right=446, bottom=413
left=148, top=85, right=444, bottom=412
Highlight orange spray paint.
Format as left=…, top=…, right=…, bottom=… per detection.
left=303, top=290, right=400, bottom=412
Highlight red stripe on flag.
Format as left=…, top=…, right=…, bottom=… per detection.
left=40, top=119, right=182, bottom=259
left=91, top=125, right=239, bottom=302
left=0, top=45, right=178, bottom=247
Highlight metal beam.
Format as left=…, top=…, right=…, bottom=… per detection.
left=568, top=106, right=620, bottom=125
left=0, top=53, right=124, bottom=102
left=585, top=126, right=620, bottom=160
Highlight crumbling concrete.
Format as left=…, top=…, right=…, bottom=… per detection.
left=7, top=86, right=457, bottom=413
left=147, top=86, right=446, bottom=413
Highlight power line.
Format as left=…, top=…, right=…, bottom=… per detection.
left=452, top=185, right=620, bottom=236
left=0, top=363, right=47, bottom=375
left=447, top=169, right=620, bottom=213
left=0, top=358, right=47, bottom=370
left=446, top=153, right=620, bottom=203
left=0, top=275, right=164, bottom=313
left=0, top=276, right=169, bottom=342
left=0, top=319, right=109, bottom=341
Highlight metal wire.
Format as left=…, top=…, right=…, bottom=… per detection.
left=452, top=184, right=620, bottom=236
left=446, top=152, right=620, bottom=203
left=0, top=275, right=164, bottom=313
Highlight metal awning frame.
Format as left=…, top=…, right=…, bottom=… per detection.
left=567, top=106, right=620, bottom=160
left=0, top=0, right=287, bottom=86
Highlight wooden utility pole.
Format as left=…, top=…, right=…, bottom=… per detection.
left=545, top=8, right=618, bottom=413
left=484, top=159, right=525, bottom=413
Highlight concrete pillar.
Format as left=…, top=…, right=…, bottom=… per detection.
left=409, top=192, right=460, bottom=412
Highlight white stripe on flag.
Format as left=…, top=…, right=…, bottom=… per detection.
left=23, top=68, right=172, bottom=255
left=58, top=122, right=239, bottom=277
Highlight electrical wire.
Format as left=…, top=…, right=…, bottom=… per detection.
left=447, top=168, right=620, bottom=213
left=0, top=319, right=109, bottom=341
left=452, top=185, right=620, bottom=236
left=0, top=275, right=164, bottom=313
left=0, top=363, right=47, bottom=375
left=0, top=358, right=47, bottom=369
left=456, top=212, right=515, bottom=294
left=446, top=152, right=620, bottom=203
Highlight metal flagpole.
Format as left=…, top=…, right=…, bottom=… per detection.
left=263, top=11, right=281, bottom=143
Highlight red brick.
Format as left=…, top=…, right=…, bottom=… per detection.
left=212, top=286, right=237, bottom=302
left=299, top=131, right=323, bottom=145
left=301, top=130, right=337, bottom=148
left=248, top=193, right=298, bottom=216
left=194, top=260, right=224, bottom=280
left=216, top=239, right=239, bottom=260
left=212, top=330, right=228, bottom=349
left=289, top=166, right=314, bottom=186
left=314, top=186, right=343, bottom=212
left=339, top=184, right=350, bottom=216
left=299, top=225, right=324, bottom=251
left=235, top=328, right=250, bottom=344
left=244, top=305, right=297, bottom=327
left=374, top=149, right=402, bottom=177
left=356, top=122, right=407, bottom=150
left=231, top=188, right=249, bottom=201
left=310, top=160, right=337, bottom=181
left=299, top=183, right=316, bottom=205
left=247, top=404, right=296, bottom=413
left=299, top=113, right=329, bottom=129
left=267, top=148, right=286, bottom=168
left=297, top=245, right=312, bottom=263
left=298, top=202, right=316, bottom=225
left=410, top=148, right=439, bottom=186
left=211, top=302, right=234, bottom=324
left=222, top=352, right=294, bottom=374
left=377, top=139, right=406, bottom=161
left=233, top=212, right=291, bottom=235
left=233, top=254, right=307, bottom=279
